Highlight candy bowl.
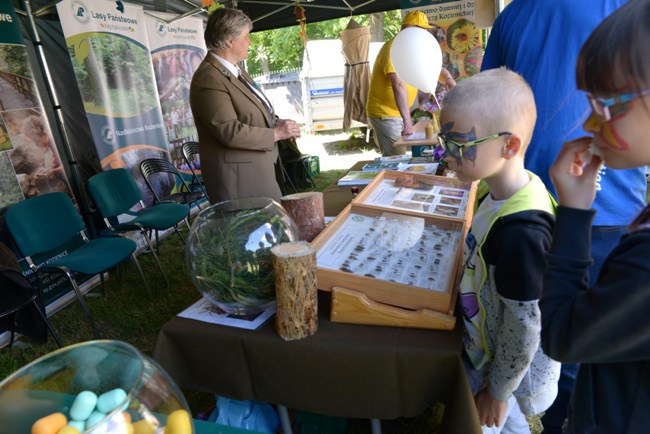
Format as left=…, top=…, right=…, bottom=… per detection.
left=0, top=340, right=193, bottom=433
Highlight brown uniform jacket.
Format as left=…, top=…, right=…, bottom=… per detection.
left=190, top=54, right=282, bottom=203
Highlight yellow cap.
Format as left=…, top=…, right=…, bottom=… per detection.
left=402, top=11, right=433, bottom=29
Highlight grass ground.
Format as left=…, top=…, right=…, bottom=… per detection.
left=0, top=130, right=544, bottom=433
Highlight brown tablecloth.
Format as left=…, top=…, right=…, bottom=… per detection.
left=153, top=292, right=480, bottom=433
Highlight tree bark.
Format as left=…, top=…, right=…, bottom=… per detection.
left=281, top=192, right=324, bottom=242
left=272, top=242, right=318, bottom=341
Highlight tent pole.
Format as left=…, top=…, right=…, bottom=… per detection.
left=20, top=0, right=93, bottom=218
left=496, top=0, right=506, bottom=14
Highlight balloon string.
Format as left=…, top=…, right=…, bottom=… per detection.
left=432, top=93, right=441, bottom=109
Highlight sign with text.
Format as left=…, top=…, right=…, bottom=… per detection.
left=145, top=11, right=206, bottom=190
left=400, top=0, right=496, bottom=29
left=0, top=1, right=79, bottom=305
left=57, top=0, right=167, bottom=205
left=402, top=1, right=485, bottom=81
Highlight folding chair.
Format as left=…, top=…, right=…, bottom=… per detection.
left=139, top=158, right=208, bottom=217
left=181, top=141, right=209, bottom=201
left=282, top=155, right=317, bottom=193
left=5, top=192, right=147, bottom=338
left=87, top=168, right=190, bottom=283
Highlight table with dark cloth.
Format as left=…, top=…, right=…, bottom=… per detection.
left=153, top=292, right=480, bottom=433
left=153, top=159, right=481, bottom=433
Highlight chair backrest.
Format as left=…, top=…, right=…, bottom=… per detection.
left=5, top=192, right=85, bottom=257
left=87, top=168, right=143, bottom=218
left=181, top=141, right=200, bottom=163
left=139, top=158, right=193, bottom=201
left=140, top=157, right=183, bottom=178
left=181, top=141, right=202, bottom=173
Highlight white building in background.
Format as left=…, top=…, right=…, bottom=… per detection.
left=255, top=40, right=382, bottom=132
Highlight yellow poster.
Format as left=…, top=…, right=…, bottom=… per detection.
left=405, top=2, right=484, bottom=81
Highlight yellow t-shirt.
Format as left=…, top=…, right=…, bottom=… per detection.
left=366, top=38, right=418, bottom=118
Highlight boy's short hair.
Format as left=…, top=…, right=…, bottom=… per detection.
left=442, top=68, right=537, bottom=151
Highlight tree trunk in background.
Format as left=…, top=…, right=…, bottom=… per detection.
left=370, top=13, right=384, bottom=42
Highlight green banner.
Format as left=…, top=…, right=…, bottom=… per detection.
left=0, top=2, right=22, bottom=45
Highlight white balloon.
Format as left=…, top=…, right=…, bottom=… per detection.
left=390, top=27, right=442, bottom=94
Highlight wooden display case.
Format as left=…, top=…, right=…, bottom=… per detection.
left=310, top=170, right=477, bottom=328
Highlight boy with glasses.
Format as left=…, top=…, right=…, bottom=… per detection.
left=441, top=68, right=560, bottom=433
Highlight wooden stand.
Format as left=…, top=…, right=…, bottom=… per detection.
left=272, top=242, right=318, bottom=341
left=331, top=287, right=456, bottom=330
left=281, top=192, right=325, bottom=242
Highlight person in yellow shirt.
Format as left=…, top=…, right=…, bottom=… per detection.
left=366, top=11, right=432, bottom=156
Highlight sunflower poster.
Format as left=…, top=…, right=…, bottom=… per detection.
left=56, top=0, right=168, bottom=205
left=403, top=1, right=485, bottom=82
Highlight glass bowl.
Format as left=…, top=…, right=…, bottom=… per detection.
left=0, top=340, right=193, bottom=433
left=186, top=197, right=299, bottom=316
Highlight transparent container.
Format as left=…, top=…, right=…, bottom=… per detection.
left=0, top=340, right=193, bottom=433
left=186, top=197, right=299, bottom=316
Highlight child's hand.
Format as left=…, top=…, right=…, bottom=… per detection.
left=474, top=389, right=508, bottom=428
left=549, top=136, right=603, bottom=210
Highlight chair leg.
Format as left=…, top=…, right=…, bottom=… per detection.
left=63, top=272, right=101, bottom=339
left=99, top=272, right=105, bottom=295
left=141, top=230, right=169, bottom=285
left=302, top=159, right=317, bottom=191
left=33, top=301, right=63, bottom=348
left=130, top=253, right=151, bottom=295
left=184, top=216, right=192, bottom=231
left=9, top=312, right=17, bottom=347
left=282, top=165, right=298, bottom=194
left=173, top=225, right=186, bottom=244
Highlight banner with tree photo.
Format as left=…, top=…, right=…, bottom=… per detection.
left=145, top=11, right=206, bottom=194
left=56, top=0, right=167, bottom=205
left=0, top=2, right=80, bottom=306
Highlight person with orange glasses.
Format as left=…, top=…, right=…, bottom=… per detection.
left=541, top=2, right=650, bottom=433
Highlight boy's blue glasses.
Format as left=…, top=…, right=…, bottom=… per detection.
left=437, top=131, right=512, bottom=163
left=588, top=89, right=650, bottom=121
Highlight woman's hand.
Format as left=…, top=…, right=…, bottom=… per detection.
left=273, top=119, right=301, bottom=141
left=474, top=389, right=507, bottom=428
left=549, top=136, right=603, bottom=210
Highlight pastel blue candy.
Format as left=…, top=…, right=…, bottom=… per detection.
left=85, top=410, right=106, bottom=429
left=96, top=388, right=127, bottom=414
left=68, top=420, right=85, bottom=432
left=70, top=390, right=98, bottom=421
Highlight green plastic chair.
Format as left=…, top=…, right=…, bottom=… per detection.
left=4, top=192, right=148, bottom=338
left=87, top=168, right=190, bottom=282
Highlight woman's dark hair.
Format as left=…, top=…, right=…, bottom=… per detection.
left=576, top=0, right=650, bottom=95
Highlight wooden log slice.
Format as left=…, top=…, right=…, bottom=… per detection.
left=271, top=242, right=318, bottom=341
left=281, top=192, right=325, bottom=242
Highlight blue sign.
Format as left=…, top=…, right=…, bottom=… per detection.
left=310, top=88, right=344, bottom=97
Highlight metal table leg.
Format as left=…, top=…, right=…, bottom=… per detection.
left=277, top=404, right=292, bottom=434
left=371, top=418, right=382, bottom=434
